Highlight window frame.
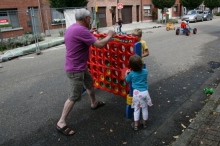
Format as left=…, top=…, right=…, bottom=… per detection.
left=143, top=5, right=152, bottom=17
left=0, top=9, right=20, bottom=28
left=173, top=4, right=178, bottom=13
left=50, top=8, right=65, bottom=24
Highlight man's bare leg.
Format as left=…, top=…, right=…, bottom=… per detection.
left=57, top=99, right=75, bottom=134
left=86, top=86, right=105, bottom=108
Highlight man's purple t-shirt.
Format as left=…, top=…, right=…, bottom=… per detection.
left=65, top=23, right=97, bottom=73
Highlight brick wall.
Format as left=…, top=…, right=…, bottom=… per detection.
left=87, top=0, right=141, bottom=26
left=142, top=0, right=154, bottom=22
left=171, top=0, right=181, bottom=19
left=0, top=0, right=65, bottom=38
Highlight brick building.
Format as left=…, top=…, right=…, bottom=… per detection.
left=87, top=0, right=141, bottom=27
left=87, top=0, right=185, bottom=27
left=1, top=0, right=218, bottom=39
left=0, top=0, right=64, bottom=38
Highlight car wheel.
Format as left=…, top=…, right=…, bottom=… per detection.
left=186, top=29, right=190, bottom=36
left=193, top=28, right=197, bottom=34
left=166, top=27, right=170, bottom=31
left=176, top=29, right=180, bottom=35
left=194, top=18, right=197, bottom=23
left=201, top=18, right=203, bottom=22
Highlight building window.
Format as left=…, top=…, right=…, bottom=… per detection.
left=0, top=9, right=20, bottom=28
left=143, top=5, right=152, bottom=16
left=50, top=8, right=65, bottom=24
left=173, top=4, right=178, bottom=13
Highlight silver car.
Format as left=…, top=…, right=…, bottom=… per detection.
left=182, top=10, right=204, bottom=22
left=203, top=10, right=213, bottom=21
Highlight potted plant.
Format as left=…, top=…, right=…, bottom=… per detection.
left=109, top=8, right=113, bottom=13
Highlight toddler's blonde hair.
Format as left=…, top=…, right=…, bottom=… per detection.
left=132, top=28, right=142, bottom=37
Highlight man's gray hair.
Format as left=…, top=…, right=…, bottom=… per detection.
left=75, top=8, right=90, bottom=20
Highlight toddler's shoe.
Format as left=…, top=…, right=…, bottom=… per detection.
left=131, top=122, right=138, bottom=131
left=142, top=123, right=147, bottom=128
left=140, top=120, right=147, bottom=128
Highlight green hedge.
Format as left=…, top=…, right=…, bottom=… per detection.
left=167, top=19, right=179, bottom=23
left=0, top=24, right=12, bottom=28
left=158, top=19, right=178, bottom=24
left=214, top=12, right=220, bottom=16
left=0, top=34, right=44, bottom=52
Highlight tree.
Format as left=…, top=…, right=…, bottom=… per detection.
left=151, top=0, right=176, bottom=10
left=204, top=0, right=220, bottom=11
left=49, top=0, right=88, bottom=9
left=151, top=0, right=176, bottom=23
left=180, top=0, right=204, bottom=11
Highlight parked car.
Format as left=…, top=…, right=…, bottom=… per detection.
left=182, top=10, right=204, bottom=22
left=203, top=10, right=213, bottom=21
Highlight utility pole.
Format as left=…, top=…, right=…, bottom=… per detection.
left=117, top=0, right=119, bottom=19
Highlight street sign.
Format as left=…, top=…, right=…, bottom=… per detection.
left=117, top=3, right=123, bottom=9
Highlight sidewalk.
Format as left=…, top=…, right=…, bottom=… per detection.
left=98, top=20, right=166, bottom=34
left=173, top=69, right=220, bottom=146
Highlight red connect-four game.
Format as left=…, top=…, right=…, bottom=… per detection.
left=87, top=33, right=142, bottom=118
left=88, top=34, right=138, bottom=97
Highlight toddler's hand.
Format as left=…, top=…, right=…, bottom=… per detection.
left=125, top=69, right=130, bottom=75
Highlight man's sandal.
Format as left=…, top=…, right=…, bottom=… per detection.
left=91, top=101, right=105, bottom=110
left=56, top=125, right=75, bottom=136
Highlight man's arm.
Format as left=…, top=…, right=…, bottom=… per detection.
left=93, top=30, right=115, bottom=48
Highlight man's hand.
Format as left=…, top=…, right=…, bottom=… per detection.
left=90, top=27, right=97, bottom=33
left=107, top=30, right=115, bottom=38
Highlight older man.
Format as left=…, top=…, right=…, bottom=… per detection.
left=56, top=9, right=114, bottom=135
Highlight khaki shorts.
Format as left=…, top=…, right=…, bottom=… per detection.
left=66, top=69, right=93, bottom=102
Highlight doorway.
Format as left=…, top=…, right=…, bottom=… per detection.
left=97, top=7, right=107, bottom=27
left=136, top=5, right=139, bottom=22
left=121, top=6, right=132, bottom=24
left=111, top=7, right=116, bottom=25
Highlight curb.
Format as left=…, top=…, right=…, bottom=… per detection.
left=173, top=69, right=220, bottom=146
left=0, top=37, right=64, bottom=62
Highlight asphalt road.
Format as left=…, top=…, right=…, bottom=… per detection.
left=0, top=18, right=220, bottom=146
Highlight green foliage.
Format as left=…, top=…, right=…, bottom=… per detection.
left=52, top=19, right=65, bottom=24
left=24, top=31, right=32, bottom=35
left=0, top=34, right=45, bottom=52
left=214, top=11, right=220, bottom=16
left=49, top=0, right=88, bottom=12
left=59, top=30, right=65, bottom=37
left=167, top=19, right=179, bottom=23
left=180, top=0, right=204, bottom=10
left=204, top=0, right=220, bottom=10
left=96, top=14, right=100, bottom=29
left=151, top=0, right=176, bottom=12
left=0, top=24, right=12, bottom=28
left=157, top=19, right=178, bottom=24
left=0, top=41, right=8, bottom=52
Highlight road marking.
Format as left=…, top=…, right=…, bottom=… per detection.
left=42, top=44, right=65, bottom=52
left=19, top=57, right=35, bottom=59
